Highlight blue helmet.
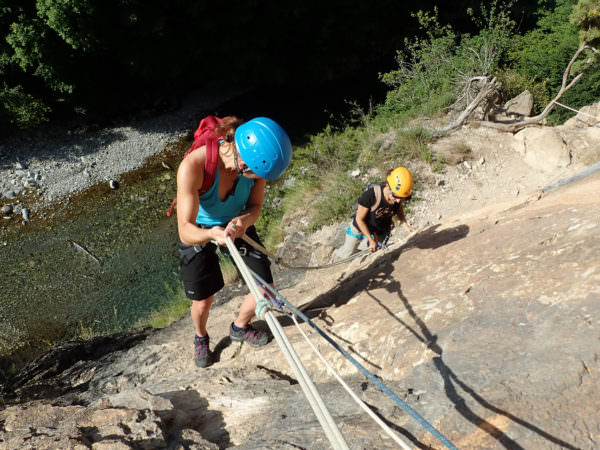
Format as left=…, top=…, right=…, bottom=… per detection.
left=234, top=117, right=292, bottom=180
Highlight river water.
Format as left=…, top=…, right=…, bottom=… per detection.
left=0, top=141, right=187, bottom=374
left=0, top=75, right=388, bottom=377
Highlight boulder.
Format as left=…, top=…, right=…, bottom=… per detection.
left=562, top=100, right=600, bottom=129
left=504, top=90, right=534, bottom=117
left=513, top=127, right=570, bottom=171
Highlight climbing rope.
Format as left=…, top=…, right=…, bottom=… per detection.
left=290, top=312, right=413, bottom=449
left=257, top=275, right=411, bottom=448
left=225, top=237, right=349, bottom=450
left=241, top=233, right=387, bottom=271
left=553, top=100, right=600, bottom=126
left=249, top=268, right=458, bottom=450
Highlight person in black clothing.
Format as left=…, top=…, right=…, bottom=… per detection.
left=335, top=166, right=416, bottom=259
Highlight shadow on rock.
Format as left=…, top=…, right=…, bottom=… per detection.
left=365, top=263, right=579, bottom=450
left=404, top=223, right=470, bottom=251
left=211, top=336, right=233, bottom=365
left=301, top=223, right=469, bottom=313
left=161, top=389, right=231, bottom=448
left=0, top=327, right=153, bottom=405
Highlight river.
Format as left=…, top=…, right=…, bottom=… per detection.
left=0, top=142, right=186, bottom=375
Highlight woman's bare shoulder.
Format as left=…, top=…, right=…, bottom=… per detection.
left=177, top=146, right=207, bottom=188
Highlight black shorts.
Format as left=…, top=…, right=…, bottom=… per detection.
left=179, top=225, right=273, bottom=300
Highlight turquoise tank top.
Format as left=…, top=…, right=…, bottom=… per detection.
left=195, top=170, right=255, bottom=226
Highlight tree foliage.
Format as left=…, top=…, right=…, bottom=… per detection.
left=0, top=0, right=543, bottom=133
left=509, top=0, right=600, bottom=120
left=380, top=0, right=599, bottom=124
left=570, top=0, right=600, bottom=45
left=511, top=1, right=580, bottom=97
left=1, top=0, right=455, bottom=132
left=379, top=1, right=516, bottom=117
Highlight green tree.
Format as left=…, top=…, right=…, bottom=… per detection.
left=570, top=0, right=600, bottom=46
left=379, top=1, right=516, bottom=118
left=0, top=2, right=55, bottom=129
left=510, top=0, right=600, bottom=121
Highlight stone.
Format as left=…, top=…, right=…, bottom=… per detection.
left=562, top=100, right=600, bottom=128
left=504, top=90, right=534, bottom=117
left=514, top=127, right=570, bottom=171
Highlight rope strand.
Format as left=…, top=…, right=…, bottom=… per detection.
left=289, top=313, right=413, bottom=449
left=225, top=237, right=349, bottom=450
left=553, top=101, right=600, bottom=126
left=241, top=234, right=371, bottom=270
left=250, top=269, right=457, bottom=450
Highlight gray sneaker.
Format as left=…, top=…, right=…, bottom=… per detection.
left=194, top=335, right=211, bottom=368
left=229, top=323, right=269, bottom=347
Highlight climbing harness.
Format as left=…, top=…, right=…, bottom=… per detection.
left=225, top=236, right=457, bottom=449
left=345, top=226, right=364, bottom=240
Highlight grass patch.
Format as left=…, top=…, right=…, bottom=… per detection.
left=136, top=291, right=191, bottom=329
left=268, top=109, right=438, bottom=235
left=132, top=254, right=237, bottom=330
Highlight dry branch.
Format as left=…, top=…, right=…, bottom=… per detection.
left=437, top=42, right=598, bottom=135
left=478, top=43, right=596, bottom=133
left=437, top=76, right=499, bottom=134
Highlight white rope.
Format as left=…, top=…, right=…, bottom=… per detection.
left=553, top=101, right=600, bottom=126
left=241, top=233, right=372, bottom=270
left=290, top=314, right=412, bottom=450
left=224, top=237, right=349, bottom=450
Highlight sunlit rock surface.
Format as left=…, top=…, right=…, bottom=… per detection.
left=1, top=170, right=599, bottom=449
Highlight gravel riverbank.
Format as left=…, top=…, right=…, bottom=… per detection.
left=0, top=90, right=239, bottom=218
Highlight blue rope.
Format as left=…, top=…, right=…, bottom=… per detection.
left=250, top=271, right=457, bottom=450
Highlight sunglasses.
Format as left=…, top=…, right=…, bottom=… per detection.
left=233, top=148, right=252, bottom=175
left=391, top=192, right=411, bottom=200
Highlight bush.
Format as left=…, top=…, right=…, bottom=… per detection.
left=380, top=2, right=516, bottom=118
left=0, top=84, right=51, bottom=129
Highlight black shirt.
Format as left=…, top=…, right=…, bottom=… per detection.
left=352, top=183, right=400, bottom=235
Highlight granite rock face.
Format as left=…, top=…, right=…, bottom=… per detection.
left=2, top=170, right=599, bottom=449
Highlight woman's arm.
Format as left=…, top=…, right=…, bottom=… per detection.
left=396, top=203, right=416, bottom=233
left=355, top=204, right=378, bottom=252
left=176, top=150, right=224, bottom=246
left=224, top=178, right=266, bottom=239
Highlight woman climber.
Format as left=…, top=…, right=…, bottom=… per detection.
left=335, top=166, right=416, bottom=260
left=176, top=116, right=292, bottom=367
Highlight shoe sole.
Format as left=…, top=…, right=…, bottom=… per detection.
left=230, top=335, right=268, bottom=348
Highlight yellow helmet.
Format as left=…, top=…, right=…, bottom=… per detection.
left=386, top=166, right=413, bottom=198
